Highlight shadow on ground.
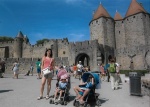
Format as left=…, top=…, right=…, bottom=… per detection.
left=0, top=89, right=13, bottom=93
left=100, top=98, right=109, bottom=104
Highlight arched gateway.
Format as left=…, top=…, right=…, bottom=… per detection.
left=75, top=53, right=90, bottom=67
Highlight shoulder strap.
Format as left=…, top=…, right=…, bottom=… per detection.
left=49, top=58, right=53, bottom=66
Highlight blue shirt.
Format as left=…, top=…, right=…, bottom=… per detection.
left=59, top=81, right=67, bottom=90
left=85, top=82, right=93, bottom=88
left=104, top=64, right=109, bottom=71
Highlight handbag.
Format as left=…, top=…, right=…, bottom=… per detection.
left=42, top=58, right=53, bottom=75
left=42, top=67, right=52, bottom=75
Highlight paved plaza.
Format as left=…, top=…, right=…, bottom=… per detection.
left=0, top=73, right=150, bottom=107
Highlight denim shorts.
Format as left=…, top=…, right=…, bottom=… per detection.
left=37, top=68, right=41, bottom=73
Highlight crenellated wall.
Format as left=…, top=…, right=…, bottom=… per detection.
left=1, top=6, right=150, bottom=72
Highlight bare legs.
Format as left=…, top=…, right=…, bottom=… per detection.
left=13, top=72, right=18, bottom=79
left=74, top=86, right=83, bottom=98
left=47, top=78, right=52, bottom=97
left=39, top=77, right=52, bottom=98
left=79, top=89, right=90, bottom=103
left=54, top=89, right=64, bottom=101
left=38, top=73, right=41, bottom=79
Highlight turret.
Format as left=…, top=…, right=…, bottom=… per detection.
left=13, top=31, right=24, bottom=58
left=89, top=3, right=115, bottom=48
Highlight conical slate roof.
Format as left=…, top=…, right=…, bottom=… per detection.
left=16, top=31, right=24, bottom=38
left=125, top=0, right=147, bottom=17
left=114, top=11, right=123, bottom=20
left=93, top=4, right=111, bottom=20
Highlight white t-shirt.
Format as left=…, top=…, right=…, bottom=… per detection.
left=77, top=64, right=83, bottom=72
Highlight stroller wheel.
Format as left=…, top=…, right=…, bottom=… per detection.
left=49, top=99, right=52, bottom=104
left=73, top=99, right=76, bottom=106
left=61, top=101, right=64, bottom=105
left=75, top=101, right=80, bottom=107
left=84, top=103, right=91, bottom=107
left=55, top=102, right=58, bottom=105
left=64, top=101, right=67, bottom=105
left=96, top=99, right=101, bottom=107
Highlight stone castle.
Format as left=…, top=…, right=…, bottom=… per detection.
left=0, top=0, right=150, bottom=73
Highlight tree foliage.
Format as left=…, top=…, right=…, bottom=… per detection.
left=36, top=39, right=49, bottom=45
left=0, top=36, right=14, bottom=42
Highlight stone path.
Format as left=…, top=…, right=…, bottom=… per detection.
left=0, top=74, right=149, bottom=107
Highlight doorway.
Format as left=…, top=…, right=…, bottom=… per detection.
left=75, top=53, right=90, bottom=66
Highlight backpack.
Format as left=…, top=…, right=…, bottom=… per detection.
left=108, top=63, right=116, bottom=73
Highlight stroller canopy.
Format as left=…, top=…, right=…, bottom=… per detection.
left=81, top=72, right=100, bottom=88
left=57, top=68, right=67, bottom=79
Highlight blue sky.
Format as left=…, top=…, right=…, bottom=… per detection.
left=0, top=0, right=150, bottom=45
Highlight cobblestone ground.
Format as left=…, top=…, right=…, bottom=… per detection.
left=0, top=73, right=149, bottom=107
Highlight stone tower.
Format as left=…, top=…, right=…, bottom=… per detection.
left=13, top=31, right=24, bottom=58
left=89, top=0, right=150, bottom=70
left=89, top=3, right=115, bottom=63
left=115, top=0, right=150, bottom=70
left=90, top=3, right=115, bottom=48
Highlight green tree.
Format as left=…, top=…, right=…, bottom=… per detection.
left=36, top=39, right=49, bottom=45
left=0, top=36, right=14, bottom=42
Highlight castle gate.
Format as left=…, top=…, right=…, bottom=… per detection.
left=75, top=53, right=90, bottom=66
left=0, top=46, right=9, bottom=58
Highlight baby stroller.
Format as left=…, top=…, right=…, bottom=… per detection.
left=50, top=67, right=71, bottom=105
left=73, top=72, right=101, bottom=107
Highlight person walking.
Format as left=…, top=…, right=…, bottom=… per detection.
left=108, top=57, right=118, bottom=90
left=12, top=60, right=19, bottom=79
left=30, top=64, right=34, bottom=76
left=36, top=58, right=41, bottom=79
left=77, top=61, right=83, bottom=80
left=104, top=63, right=110, bottom=82
left=0, top=59, right=5, bottom=78
left=100, top=63, right=105, bottom=81
left=115, top=63, right=122, bottom=84
left=73, top=64, right=77, bottom=77
left=37, top=48, right=55, bottom=100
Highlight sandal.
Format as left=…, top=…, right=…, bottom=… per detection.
left=45, top=95, right=50, bottom=100
left=79, top=100, right=85, bottom=104
left=37, top=96, right=43, bottom=100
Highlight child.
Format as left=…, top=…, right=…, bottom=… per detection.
left=74, top=75, right=94, bottom=102
left=54, top=75, right=68, bottom=102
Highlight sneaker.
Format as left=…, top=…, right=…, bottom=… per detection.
left=112, top=87, right=115, bottom=90
left=115, top=87, right=118, bottom=90
left=37, top=96, right=43, bottom=100
left=58, top=98, right=61, bottom=101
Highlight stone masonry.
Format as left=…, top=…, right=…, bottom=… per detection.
left=0, top=0, right=150, bottom=74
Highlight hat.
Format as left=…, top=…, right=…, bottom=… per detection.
left=61, top=75, right=66, bottom=80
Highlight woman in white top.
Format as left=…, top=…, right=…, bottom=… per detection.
left=12, top=60, right=19, bottom=79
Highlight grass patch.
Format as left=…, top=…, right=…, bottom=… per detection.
left=120, top=70, right=149, bottom=76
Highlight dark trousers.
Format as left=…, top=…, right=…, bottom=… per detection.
left=107, top=72, right=110, bottom=82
